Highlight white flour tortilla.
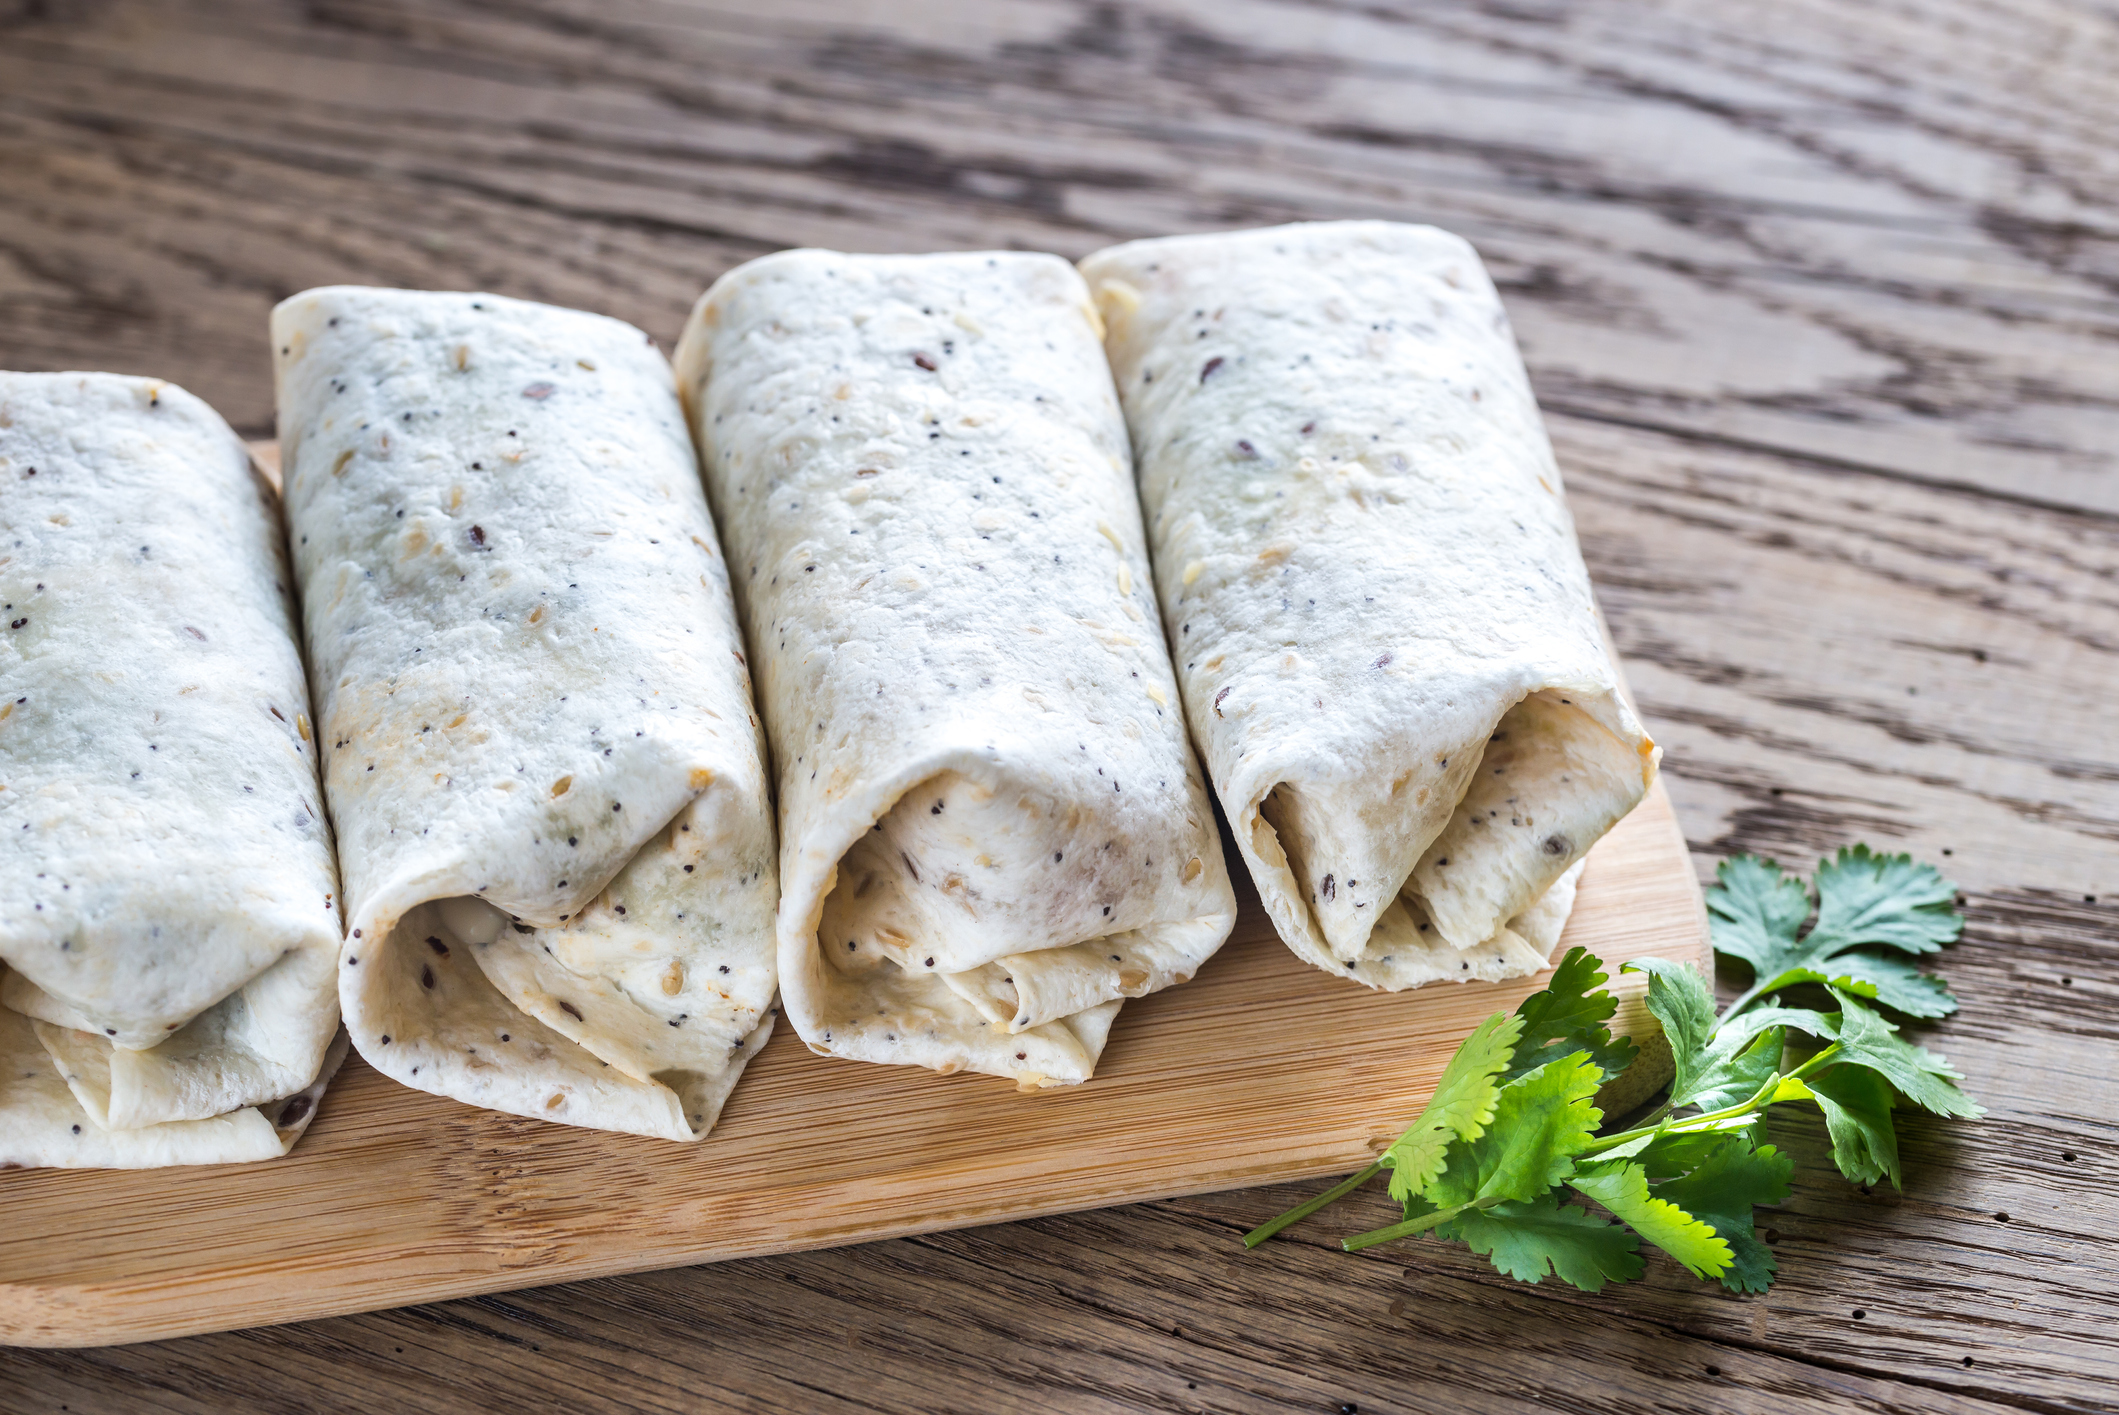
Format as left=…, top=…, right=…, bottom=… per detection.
left=1081, top=223, right=1657, bottom=990
left=273, top=289, right=777, bottom=1141
left=0, top=372, right=343, bottom=1166
left=674, top=250, right=1236, bottom=1088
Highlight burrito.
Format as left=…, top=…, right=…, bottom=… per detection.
left=272, top=289, right=776, bottom=1141
left=1080, top=222, right=1658, bottom=990
left=674, top=249, right=1236, bottom=1088
left=0, top=372, right=345, bottom=1168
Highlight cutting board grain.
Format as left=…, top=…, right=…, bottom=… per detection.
left=0, top=782, right=1699, bottom=1348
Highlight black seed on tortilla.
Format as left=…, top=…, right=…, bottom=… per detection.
left=1213, top=686, right=1231, bottom=717
left=500, top=1033, right=509, bottom=1042
left=1016, top=1052, right=1027, bottom=1061
left=719, top=965, right=730, bottom=974
left=1200, top=356, right=1224, bottom=383
left=352, top=929, right=362, bottom=938
left=1322, top=874, right=1335, bottom=901
left=380, top=1034, right=392, bottom=1044
left=615, top=905, right=626, bottom=915
left=924, top=957, right=935, bottom=967
left=1542, top=834, right=1570, bottom=857
left=912, top=352, right=938, bottom=371
left=559, top=1000, right=584, bottom=1021
left=420, top=966, right=435, bottom=989
left=426, top=937, right=448, bottom=956
left=467, top=524, right=487, bottom=549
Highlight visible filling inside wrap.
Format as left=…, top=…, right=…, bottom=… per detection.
left=4, top=945, right=336, bottom=1129
left=816, top=770, right=1225, bottom=1039
left=1258, top=689, right=1639, bottom=977
left=350, top=777, right=776, bottom=1138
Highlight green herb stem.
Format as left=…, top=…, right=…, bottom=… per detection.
left=1242, top=1161, right=1382, bottom=1249
left=1342, top=1202, right=1474, bottom=1253
left=1578, top=1044, right=1845, bottom=1158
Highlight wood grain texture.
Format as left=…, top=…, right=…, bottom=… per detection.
left=1, top=0, right=2113, bottom=1410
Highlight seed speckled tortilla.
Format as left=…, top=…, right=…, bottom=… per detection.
left=0, top=371, right=344, bottom=1168
left=674, top=250, right=1236, bottom=1088
left=273, top=289, right=777, bottom=1141
left=1080, top=222, right=1656, bottom=990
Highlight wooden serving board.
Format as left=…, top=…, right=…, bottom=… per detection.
left=6, top=445, right=1704, bottom=1346
left=0, top=782, right=1701, bottom=1349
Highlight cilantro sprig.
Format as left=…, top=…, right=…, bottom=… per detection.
left=1245, top=847, right=1981, bottom=1293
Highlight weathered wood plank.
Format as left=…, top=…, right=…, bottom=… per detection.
left=0, top=0, right=2112, bottom=1409
left=5, top=0, right=2117, bottom=508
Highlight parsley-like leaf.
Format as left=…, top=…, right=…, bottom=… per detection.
left=1711, top=848, right=1962, bottom=1019
left=1506, top=946, right=1638, bottom=1083
left=1623, top=1124, right=1760, bottom=1180
left=1784, top=1069, right=1902, bottom=1189
left=1245, top=842, right=1977, bottom=1303
left=1569, top=1161, right=1732, bottom=1281
left=1447, top=1192, right=1644, bottom=1291
left=1622, top=958, right=1716, bottom=1102
left=1428, top=1053, right=1605, bottom=1207
left=1678, top=1024, right=1787, bottom=1113
left=1380, top=1012, right=1524, bottom=1202
left=1653, top=1136, right=1794, bottom=1293
left=1827, top=990, right=1983, bottom=1119
left=1717, top=1003, right=1840, bottom=1049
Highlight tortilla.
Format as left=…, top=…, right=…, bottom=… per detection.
left=272, top=289, right=777, bottom=1141
left=0, top=371, right=344, bottom=1167
left=1080, top=222, right=1657, bottom=989
left=673, top=249, right=1236, bottom=1088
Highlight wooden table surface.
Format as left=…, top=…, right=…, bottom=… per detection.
left=2, top=1, right=2114, bottom=1410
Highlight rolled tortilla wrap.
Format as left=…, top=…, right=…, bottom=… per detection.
left=0, top=371, right=344, bottom=1168
left=1080, top=222, right=1657, bottom=990
left=272, top=289, right=777, bottom=1141
left=674, top=249, right=1236, bottom=1088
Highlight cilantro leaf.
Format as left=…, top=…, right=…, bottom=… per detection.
left=1381, top=1011, right=1525, bottom=1202
left=1710, top=849, right=1961, bottom=1019
left=1705, top=854, right=1813, bottom=975
left=1828, top=990, right=1983, bottom=1119
left=1717, top=1003, right=1839, bottom=1049
left=1653, top=1136, right=1794, bottom=1293
left=1507, top=947, right=1638, bottom=1083
left=1447, top=1192, right=1644, bottom=1291
left=1569, top=1161, right=1732, bottom=1282
left=1678, top=1024, right=1787, bottom=1113
left=1623, top=1123, right=1760, bottom=1180
left=1428, top=1053, right=1605, bottom=1207
left=1785, top=1068, right=1902, bottom=1189
left=1622, top=958, right=1716, bottom=1103
left=1811, top=846, right=1963, bottom=956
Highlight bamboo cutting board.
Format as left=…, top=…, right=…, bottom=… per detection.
left=0, top=781, right=1702, bottom=1349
